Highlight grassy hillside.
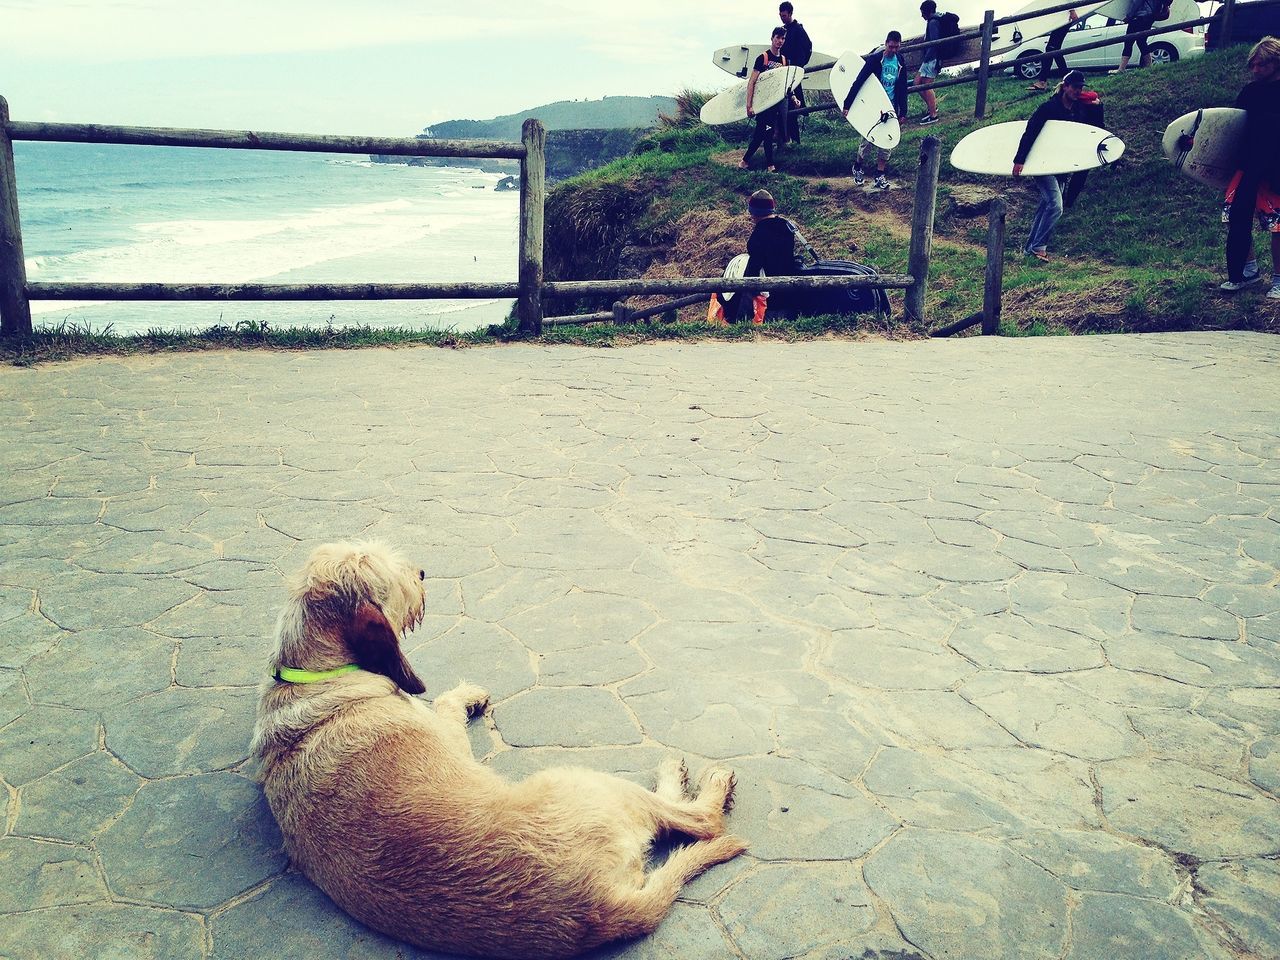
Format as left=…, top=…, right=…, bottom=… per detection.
left=544, top=49, right=1279, bottom=336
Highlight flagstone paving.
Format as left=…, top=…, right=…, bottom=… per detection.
left=1, top=332, right=1278, bottom=960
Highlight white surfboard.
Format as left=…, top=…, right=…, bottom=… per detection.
left=721, top=253, right=751, bottom=301
left=950, top=120, right=1125, bottom=175
left=1162, top=108, right=1246, bottom=190
left=700, top=66, right=806, bottom=126
left=712, top=44, right=837, bottom=91
left=1095, top=0, right=1143, bottom=20
left=1006, top=1, right=1108, bottom=43
left=829, top=51, right=901, bottom=150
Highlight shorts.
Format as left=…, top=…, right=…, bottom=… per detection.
left=917, top=58, right=940, bottom=79
left=1221, top=171, right=1280, bottom=233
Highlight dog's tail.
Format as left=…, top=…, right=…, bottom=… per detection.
left=599, top=834, right=749, bottom=940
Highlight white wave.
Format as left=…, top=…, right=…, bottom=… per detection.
left=28, top=195, right=514, bottom=287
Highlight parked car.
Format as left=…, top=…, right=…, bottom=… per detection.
left=1205, top=0, right=1280, bottom=49
left=1003, top=0, right=1205, bottom=80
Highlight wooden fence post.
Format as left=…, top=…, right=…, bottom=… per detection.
left=1219, top=0, right=1236, bottom=48
left=982, top=196, right=1007, bottom=335
left=518, top=118, right=545, bottom=337
left=612, top=300, right=629, bottom=325
left=975, top=10, right=996, bottom=120
left=0, top=97, right=32, bottom=338
left=905, top=136, right=942, bottom=325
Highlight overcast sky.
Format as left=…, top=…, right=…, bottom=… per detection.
left=1, top=0, right=1010, bottom=135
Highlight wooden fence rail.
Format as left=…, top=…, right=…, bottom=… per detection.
left=5, top=121, right=526, bottom=160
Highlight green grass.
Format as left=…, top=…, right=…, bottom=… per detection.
left=545, top=47, right=1280, bottom=337
left=0, top=318, right=518, bottom=367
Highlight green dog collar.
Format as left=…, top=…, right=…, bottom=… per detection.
left=273, top=663, right=361, bottom=684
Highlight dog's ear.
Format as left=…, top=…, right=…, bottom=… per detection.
left=346, top=601, right=426, bottom=695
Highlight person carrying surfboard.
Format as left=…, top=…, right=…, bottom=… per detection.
left=913, top=1, right=944, bottom=125
left=842, top=31, right=910, bottom=188
left=1028, top=8, right=1078, bottom=92
left=1110, top=0, right=1160, bottom=74
left=1218, top=36, right=1280, bottom=298
left=1013, top=70, right=1091, bottom=261
left=742, top=27, right=801, bottom=172
left=779, top=3, right=813, bottom=144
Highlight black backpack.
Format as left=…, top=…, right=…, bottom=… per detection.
left=934, top=11, right=962, bottom=60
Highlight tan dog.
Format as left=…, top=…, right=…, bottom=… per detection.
left=250, top=542, right=747, bottom=959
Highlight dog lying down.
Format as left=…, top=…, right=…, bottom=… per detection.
left=250, top=542, right=747, bottom=959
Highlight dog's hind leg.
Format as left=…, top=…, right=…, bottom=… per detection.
left=654, top=757, right=690, bottom=802
left=598, top=834, right=749, bottom=942
left=640, top=765, right=738, bottom=840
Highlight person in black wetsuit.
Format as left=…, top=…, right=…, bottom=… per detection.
left=779, top=2, right=813, bottom=144
left=1217, top=37, right=1280, bottom=297
left=742, top=27, right=798, bottom=172
left=1027, top=8, right=1078, bottom=92
left=722, top=190, right=803, bottom=322
left=1111, top=0, right=1159, bottom=73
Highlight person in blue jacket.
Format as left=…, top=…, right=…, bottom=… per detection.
left=842, top=30, right=910, bottom=189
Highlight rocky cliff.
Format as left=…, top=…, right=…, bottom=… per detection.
left=370, top=96, right=675, bottom=182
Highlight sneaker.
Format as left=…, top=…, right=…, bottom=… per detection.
left=1243, top=262, right=1259, bottom=281
left=918, top=114, right=940, bottom=126
left=873, top=175, right=890, bottom=190
left=1268, top=283, right=1280, bottom=300
left=853, top=166, right=865, bottom=185
left=1219, top=276, right=1264, bottom=292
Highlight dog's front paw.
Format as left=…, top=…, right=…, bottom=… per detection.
left=457, top=683, right=490, bottom=717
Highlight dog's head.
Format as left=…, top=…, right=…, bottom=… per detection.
left=285, top=541, right=427, bottom=694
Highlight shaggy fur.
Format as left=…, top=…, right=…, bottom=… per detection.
left=250, top=542, right=747, bottom=959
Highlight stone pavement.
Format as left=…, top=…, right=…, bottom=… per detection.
left=1, top=332, right=1278, bottom=960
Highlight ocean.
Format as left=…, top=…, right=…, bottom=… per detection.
left=13, top=141, right=520, bottom=335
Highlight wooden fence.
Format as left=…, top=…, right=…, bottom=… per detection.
left=0, top=102, right=925, bottom=340
left=0, top=104, right=544, bottom=338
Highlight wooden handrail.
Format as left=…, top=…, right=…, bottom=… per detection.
left=543, top=275, right=914, bottom=297
left=6, top=120, right=527, bottom=159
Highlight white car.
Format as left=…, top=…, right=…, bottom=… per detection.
left=1003, top=0, right=1205, bottom=80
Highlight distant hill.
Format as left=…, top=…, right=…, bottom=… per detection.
left=424, top=96, right=677, bottom=140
